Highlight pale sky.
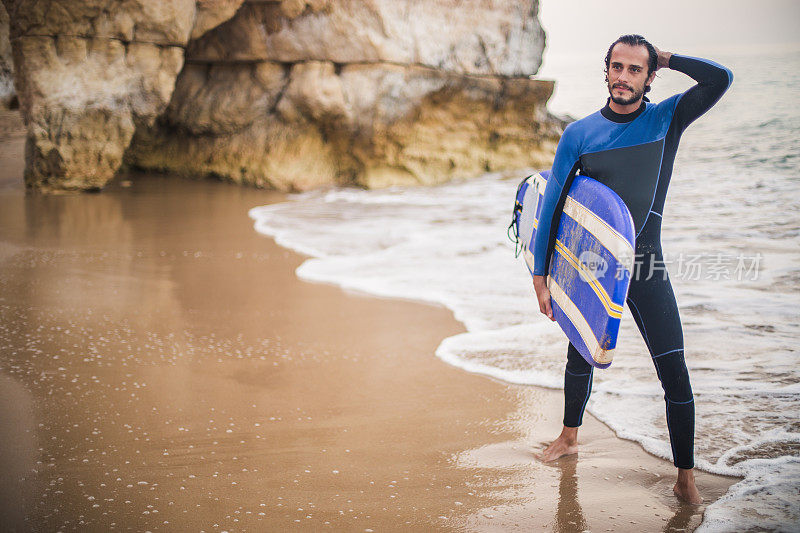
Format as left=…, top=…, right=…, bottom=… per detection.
left=538, top=0, right=800, bottom=58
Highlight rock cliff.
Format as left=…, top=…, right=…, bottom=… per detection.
left=5, top=0, right=562, bottom=192
left=2, top=0, right=215, bottom=191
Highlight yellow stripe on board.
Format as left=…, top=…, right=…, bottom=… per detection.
left=563, top=197, right=634, bottom=271
left=548, top=277, right=615, bottom=365
left=554, top=240, right=623, bottom=313
left=554, top=240, right=623, bottom=319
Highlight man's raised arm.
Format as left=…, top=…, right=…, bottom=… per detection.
left=661, top=50, right=733, bottom=131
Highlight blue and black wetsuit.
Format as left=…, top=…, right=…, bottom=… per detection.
left=532, top=55, right=732, bottom=469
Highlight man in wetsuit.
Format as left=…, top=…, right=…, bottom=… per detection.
left=531, top=34, right=732, bottom=504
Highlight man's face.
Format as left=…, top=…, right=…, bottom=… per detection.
left=606, top=43, right=656, bottom=106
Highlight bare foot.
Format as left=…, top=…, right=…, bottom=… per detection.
left=535, top=426, right=579, bottom=462
left=673, top=468, right=703, bottom=504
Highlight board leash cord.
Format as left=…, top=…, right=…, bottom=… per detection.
left=508, top=174, right=533, bottom=258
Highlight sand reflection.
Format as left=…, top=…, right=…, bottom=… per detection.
left=554, top=457, right=588, bottom=532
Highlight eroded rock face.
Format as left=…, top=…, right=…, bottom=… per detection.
left=3, top=0, right=243, bottom=192
left=127, top=0, right=561, bottom=190
left=192, top=0, right=247, bottom=40
left=8, top=0, right=560, bottom=192
left=186, top=0, right=544, bottom=75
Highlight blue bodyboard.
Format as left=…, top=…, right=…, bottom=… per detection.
left=511, top=170, right=636, bottom=368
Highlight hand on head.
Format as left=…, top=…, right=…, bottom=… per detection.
left=654, top=46, right=673, bottom=70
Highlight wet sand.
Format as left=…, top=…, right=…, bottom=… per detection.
left=0, top=113, right=737, bottom=531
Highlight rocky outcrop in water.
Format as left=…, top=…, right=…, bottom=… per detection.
left=1, top=0, right=227, bottom=191
left=5, top=0, right=562, bottom=192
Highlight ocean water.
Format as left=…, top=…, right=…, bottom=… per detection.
left=250, top=47, right=800, bottom=530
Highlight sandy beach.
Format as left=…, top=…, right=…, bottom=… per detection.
left=0, top=111, right=738, bottom=531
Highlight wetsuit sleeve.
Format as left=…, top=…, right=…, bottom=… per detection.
left=669, top=54, right=733, bottom=132
left=531, top=122, right=581, bottom=276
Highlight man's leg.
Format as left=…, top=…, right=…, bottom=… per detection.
left=564, top=343, right=594, bottom=428
left=538, top=343, right=592, bottom=461
left=626, top=252, right=701, bottom=503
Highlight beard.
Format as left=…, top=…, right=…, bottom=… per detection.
left=608, top=81, right=645, bottom=106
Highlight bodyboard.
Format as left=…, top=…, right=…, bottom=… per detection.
left=511, top=170, right=636, bottom=368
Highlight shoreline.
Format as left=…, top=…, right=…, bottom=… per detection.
left=0, top=116, right=738, bottom=530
